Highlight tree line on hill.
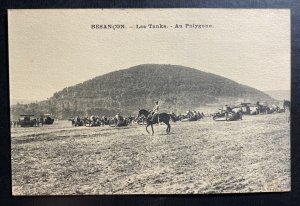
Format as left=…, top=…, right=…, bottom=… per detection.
left=10, top=64, right=274, bottom=120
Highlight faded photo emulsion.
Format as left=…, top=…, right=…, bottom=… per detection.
left=8, top=9, right=290, bottom=195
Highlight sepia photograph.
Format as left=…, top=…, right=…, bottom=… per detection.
left=8, top=9, right=290, bottom=195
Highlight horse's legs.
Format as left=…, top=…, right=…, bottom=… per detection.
left=146, top=124, right=150, bottom=134
left=151, top=124, right=154, bottom=135
left=163, top=121, right=171, bottom=134
left=166, top=123, right=171, bottom=133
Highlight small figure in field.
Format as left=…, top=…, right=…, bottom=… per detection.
left=224, top=105, right=232, bottom=120
left=115, top=113, right=127, bottom=126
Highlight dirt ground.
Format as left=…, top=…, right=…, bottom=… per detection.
left=11, top=113, right=290, bottom=195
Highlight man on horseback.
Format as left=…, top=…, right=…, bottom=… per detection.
left=151, top=101, right=160, bottom=122
left=137, top=107, right=171, bottom=135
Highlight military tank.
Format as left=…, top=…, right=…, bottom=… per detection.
left=43, top=114, right=55, bottom=125
left=18, top=115, right=37, bottom=127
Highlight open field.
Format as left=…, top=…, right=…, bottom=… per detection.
left=11, top=113, right=290, bottom=195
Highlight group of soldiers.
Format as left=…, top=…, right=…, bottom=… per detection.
left=10, top=120, right=19, bottom=128
left=71, top=114, right=135, bottom=127
left=151, top=101, right=207, bottom=122
left=72, top=101, right=160, bottom=127
left=184, top=110, right=204, bottom=120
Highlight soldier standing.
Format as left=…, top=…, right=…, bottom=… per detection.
left=224, top=105, right=231, bottom=120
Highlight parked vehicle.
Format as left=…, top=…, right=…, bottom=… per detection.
left=43, top=114, right=55, bottom=125
left=18, top=115, right=37, bottom=127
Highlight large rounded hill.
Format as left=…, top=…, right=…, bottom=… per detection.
left=11, top=64, right=274, bottom=118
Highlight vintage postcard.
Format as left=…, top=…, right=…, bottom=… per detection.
left=8, top=9, right=290, bottom=195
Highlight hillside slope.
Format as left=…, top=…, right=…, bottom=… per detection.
left=11, top=64, right=274, bottom=119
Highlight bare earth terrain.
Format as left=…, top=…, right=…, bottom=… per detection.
left=11, top=113, right=290, bottom=195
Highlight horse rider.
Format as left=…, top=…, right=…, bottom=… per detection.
left=151, top=101, right=160, bottom=122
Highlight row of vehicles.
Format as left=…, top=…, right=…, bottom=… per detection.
left=212, top=102, right=286, bottom=121
left=12, top=101, right=287, bottom=127
left=12, top=114, right=55, bottom=127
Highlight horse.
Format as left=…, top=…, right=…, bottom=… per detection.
left=114, top=115, right=129, bottom=127
left=100, top=116, right=109, bottom=126
left=88, top=115, right=98, bottom=127
left=137, top=109, right=171, bottom=135
left=125, top=116, right=134, bottom=126
left=134, top=116, right=147, bottom=125
left=72, top=116, right=84, bottom=126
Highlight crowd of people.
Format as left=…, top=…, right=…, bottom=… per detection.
left=70, top=114, right=136, bottom=127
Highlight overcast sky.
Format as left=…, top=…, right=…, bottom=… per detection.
left=8, top=9, right=290, bottom=103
